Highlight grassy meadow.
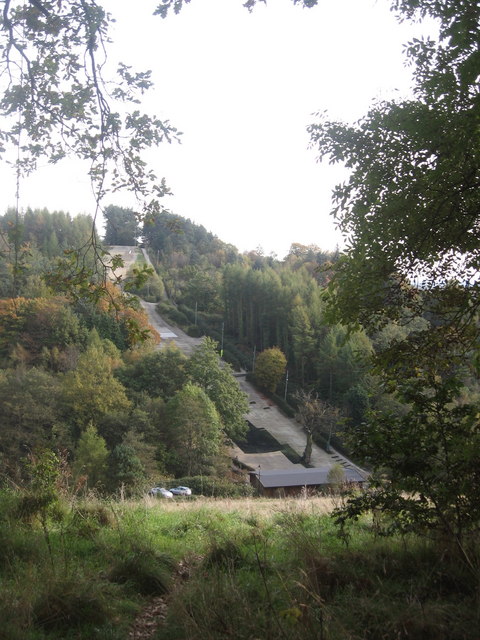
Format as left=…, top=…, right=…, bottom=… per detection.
left=0, top=490, right=478, bottom=640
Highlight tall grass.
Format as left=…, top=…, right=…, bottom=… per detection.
left=0, top=490, right=177, bottom=639
left=0, top=490, right=478, bottom=639
left=159, top=501, right=480, bottom=640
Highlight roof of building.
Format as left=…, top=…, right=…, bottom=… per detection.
left=250, top=466, right=365, bottom=488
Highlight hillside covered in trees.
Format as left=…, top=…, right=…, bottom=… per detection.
left=1, top=207, right=479, bottom=640
left=0, top=204, right=368, bottom=490
left=106, top=205, right=377, bottom=441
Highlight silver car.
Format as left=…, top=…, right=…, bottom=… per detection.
left=149, top=487, right=173, bottom=498
left=169, top=486, right=192, bottom=496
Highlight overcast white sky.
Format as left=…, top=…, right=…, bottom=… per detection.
left=0, top=0, right=431, bottom=258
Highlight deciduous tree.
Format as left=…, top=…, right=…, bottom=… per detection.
left=164, top=382, right=222, bottom=477
left=310, top=0, right=480, bottom=546
left=117, top=345, right=187, bottom=400
left=0, top=366, right=60, bottom=478
left=0, top=0, right=179, bottom=305
left=104, top=206, right=140, bottom=247
left=295, top=390, right=340, bottom=464
left=72, top=423, right=109, bottom=489
left=61, top=342, right=131, bottom=430
left=187, top=337, right=249, bottom=440
left=254, top=346, right=287, bottom=394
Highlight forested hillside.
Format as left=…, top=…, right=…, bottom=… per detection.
left=0, top=207, right=255, bottom=493
left=0, top=204, right=380, bottom=490
left=105, top=205, right=379, bottom=447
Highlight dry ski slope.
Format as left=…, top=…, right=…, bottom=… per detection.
left=107, top=246, right=365, bottom=475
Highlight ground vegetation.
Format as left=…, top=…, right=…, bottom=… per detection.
left=308, top=0, right=480, bottom=554
left=0, top=490, right=478, bottom=640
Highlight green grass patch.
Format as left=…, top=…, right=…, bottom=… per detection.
left=0, top=490, right=478, bottom=640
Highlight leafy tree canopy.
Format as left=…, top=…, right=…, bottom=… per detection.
left=154, top=0, right=319, bottom=19
left=103, top=206, right=141, bottom=246
left=0, top=0, right=178, bottom=214
left=0, top=366, right=60, bottom=477
left=254, top=346, right=287, bottom=393
left=0, top=0, right=179, bottom=307
left=61, top=341, right=131, bottom=430
left=310, top=0, right=480, bottom=340
left=187, top=337, right=249, bottom=440
left=164, top=381, right=222, bottom=477
left=72, top=423, right=109, bottom=489
left=309, top=0, right=480, bottom=547
left=117, top=345, right=188, bottom=400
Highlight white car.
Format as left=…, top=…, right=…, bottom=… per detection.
left=169, top=486, right=192, bottom=496
left=149, top=487, right=173, bottom=498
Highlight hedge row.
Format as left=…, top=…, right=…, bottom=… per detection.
left=171, top=476, right=254, bottom=498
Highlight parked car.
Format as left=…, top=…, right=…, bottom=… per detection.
left=169, top=486, right=192, bottom=496
left=149, top=487, right=173, bottom=498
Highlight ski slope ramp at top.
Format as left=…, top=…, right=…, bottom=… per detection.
left=106, top=245, right=139, bottom=280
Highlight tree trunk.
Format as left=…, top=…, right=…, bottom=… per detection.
left=302, top=430, right=313, bottom=466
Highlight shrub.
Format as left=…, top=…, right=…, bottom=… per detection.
left=186, top=324, right=202, bottom=337
left=33, top=574, right=111, bottom=631
left=177, top=304, right=195, bottom=321
left=203, top=539, right=244, bottom=569
left=71, top=500, right=115, bottom=538
left=0, top=522, right=42, bottom=570
left=109, top=547, right=175, bottom=595
left=171, top=309, right=189, bottom=325
left=157, top=301, right=174, bottom=315
left=172, top=476, right=254, bottom=498
left=254, top=347, right=287, bottom=393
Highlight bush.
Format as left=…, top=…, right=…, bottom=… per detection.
left=177, top=303, right=194, bottom=319
left=186, top=324, right=203, bottom=337
left=71, top=500, right=115, bottom=538
left=109, top=547, right=175, bottom=595
left=203, top=538, right=245, bottom=569
left=0, top=521, right=42, bottom=571
left=157, top=301, right=174, bottom=315
left=156, top=303, right=189, bottom=327
left=172, top=476, right=254, bottom=498
left=33, top=574, right=111, bottom=631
